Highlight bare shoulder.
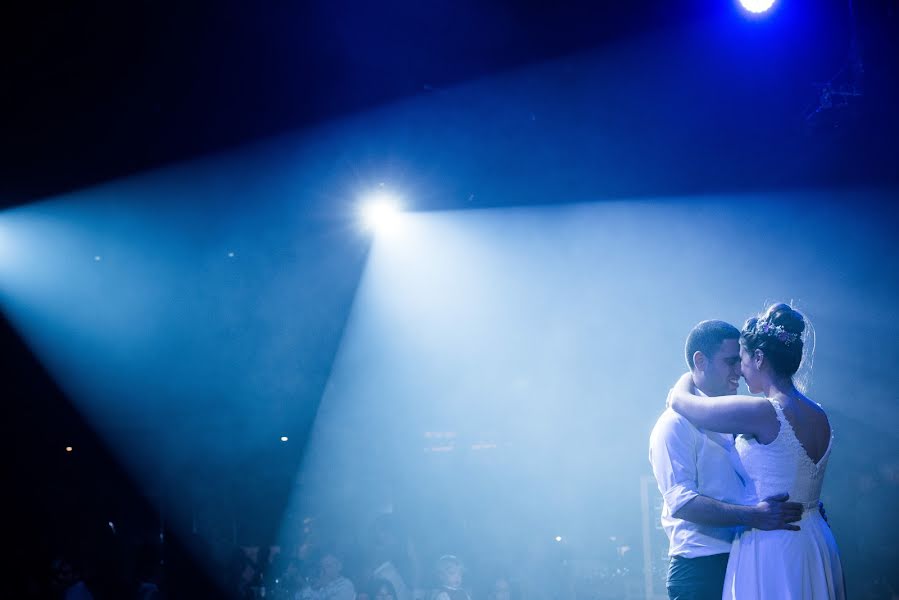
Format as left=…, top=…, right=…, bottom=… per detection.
left=745, top=396, right=781, bottom=444
left=778, top=391, right=830, bottom=434
left=749, top=395, right=780, bottom=421
left=800, top=394, right=832, bottom=429
left=786, top=393, right=833, bottom=461
left=789, top=392, right=828, bottom=417
left=807, top=396, right=828, bottom=416
left=751, top=395, right=779, bottom=408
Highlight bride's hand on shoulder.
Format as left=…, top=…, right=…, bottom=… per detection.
left=667, top=372, right=694, bottom=408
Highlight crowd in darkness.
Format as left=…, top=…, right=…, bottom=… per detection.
left=13, top=464, right=899, bottom=600
left=19, top=512, right=537, bottom=600
left=220, top=514, right=519, bottom=600
left=14, top=455, right=899, bottom=600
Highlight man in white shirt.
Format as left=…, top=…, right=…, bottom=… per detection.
left=649, top=320, right=803, bottom=600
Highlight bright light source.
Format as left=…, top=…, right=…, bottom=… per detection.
left=280, top=436, right=289, bottom=442
left=65, top=446, right=73, bottom=452
left=738, top=0, right=776, bottom=14
left=93, top=255, right=102, bottom=262
left=555, top=536, right=563, bottom=542
left=359, top=192, right=403, bottom=234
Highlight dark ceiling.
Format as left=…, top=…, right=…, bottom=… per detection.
left=0, top=1, right=688, bottom=206
left=6, top=0, right=895, bottom=212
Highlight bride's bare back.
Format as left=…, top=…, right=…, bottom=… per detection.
left=774, top=393, right=832, bottom=465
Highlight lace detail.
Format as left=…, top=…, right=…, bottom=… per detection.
left=734, top=399, right=833, bottom=506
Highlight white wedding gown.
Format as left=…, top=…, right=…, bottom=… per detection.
left=724, top=399, right=845, bottom=599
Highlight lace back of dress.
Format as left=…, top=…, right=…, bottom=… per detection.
left=735, top=400, right=831, bottom=506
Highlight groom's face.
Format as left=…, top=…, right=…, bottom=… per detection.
left=702, top=338, right=741, bottom=396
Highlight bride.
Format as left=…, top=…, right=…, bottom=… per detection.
left=668, top=303, right=845, bottom=599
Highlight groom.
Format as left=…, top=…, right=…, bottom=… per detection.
left=649, top=320, right=803, bottom=600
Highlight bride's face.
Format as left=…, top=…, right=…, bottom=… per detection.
left=740, top=345, right=764, bottom=393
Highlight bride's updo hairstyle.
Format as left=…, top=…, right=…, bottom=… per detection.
left=740, top=303, right=807, bottom=378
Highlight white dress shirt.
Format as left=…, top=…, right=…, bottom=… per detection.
left=649, top=405, right=750, bottom=557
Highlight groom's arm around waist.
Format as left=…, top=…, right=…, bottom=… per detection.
left=678, top=494, right=803, bottom=531
left=674, top=495, right=756, bottom=527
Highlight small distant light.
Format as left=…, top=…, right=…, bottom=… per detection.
left=738, top=0, right=776, bottom=14
left=227, top=251, right=235, bottom=258
left=280, top=436, right=289, bottom=442
left=555, top=536, right=563, bottom=542
left=65, top=446, right=73, bottom=452
left=93, top=256, right=102, bottom=261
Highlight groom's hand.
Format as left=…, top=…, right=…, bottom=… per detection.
left=750, top=493, right=803, bottom=531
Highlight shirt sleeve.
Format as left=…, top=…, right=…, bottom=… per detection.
left=649, top=411, right=700, bottom=516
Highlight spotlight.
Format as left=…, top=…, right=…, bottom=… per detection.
left=738, top=0, right=776, bottom=14
left=359, top=191, right=403, bottom=234
left=280, top=436, right=289, bottom=442
left=65, top=446, right=73, bottom=452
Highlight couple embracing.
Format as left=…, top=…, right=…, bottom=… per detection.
left=650, top=303, right=845, bottom=599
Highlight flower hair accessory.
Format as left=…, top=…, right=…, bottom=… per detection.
left=756, top=319, right=800, bottom=345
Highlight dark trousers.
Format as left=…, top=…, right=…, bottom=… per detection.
left=667, top=553, right=729, bottom=600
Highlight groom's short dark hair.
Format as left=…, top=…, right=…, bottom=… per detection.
left=685, top=320, right=740, bottom=370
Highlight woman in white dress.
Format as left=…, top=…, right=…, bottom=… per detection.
left=668, top=303, right=845, bottom=599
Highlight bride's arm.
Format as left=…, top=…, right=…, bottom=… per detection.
left=667, top=372, right=776, bottom=437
